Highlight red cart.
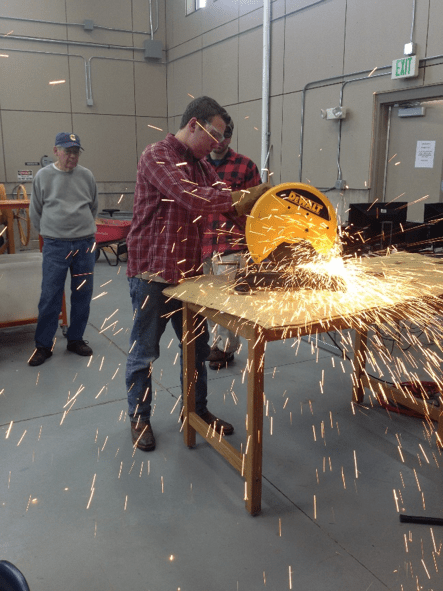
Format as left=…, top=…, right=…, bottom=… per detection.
left=95, top=217, right=131, bottom=266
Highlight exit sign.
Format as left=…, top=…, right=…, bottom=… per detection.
left=391, top=55, right=419, bottom=79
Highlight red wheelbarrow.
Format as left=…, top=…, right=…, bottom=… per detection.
left=95, top=217, right=131, bottom=266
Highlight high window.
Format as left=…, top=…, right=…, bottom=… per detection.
left=186, top=0, right=207, bottom=15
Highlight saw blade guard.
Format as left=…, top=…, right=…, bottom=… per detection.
left=245, top=182, right=338, bottom=265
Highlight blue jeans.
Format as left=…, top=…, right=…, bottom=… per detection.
left=35, top=237, right=95, bottom=349
left=125, top=277, right=210, bottom=423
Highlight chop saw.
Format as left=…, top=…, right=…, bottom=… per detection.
left=234, top=183, right=343, bottom=292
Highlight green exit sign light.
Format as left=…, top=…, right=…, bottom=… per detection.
left=391, top=56, right=419, bottom=79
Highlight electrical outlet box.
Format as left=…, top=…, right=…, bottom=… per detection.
left=143, top=39, right=163, bottom=60
left=321, top=107, right=347, bottom=120
left=335, top=180, right=347, bottom=190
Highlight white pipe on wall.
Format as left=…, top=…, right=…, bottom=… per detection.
left=260, top=0, right=271, bottom=182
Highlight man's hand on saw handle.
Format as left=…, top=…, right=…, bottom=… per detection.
left=232, top=182, right=272, bottom=216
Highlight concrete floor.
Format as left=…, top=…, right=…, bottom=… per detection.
left=1, top=255, right=443, bottom=591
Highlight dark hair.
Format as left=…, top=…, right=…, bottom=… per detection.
left=224, top=116, right=234, bottom=137
left=179, top=96, right=229, bottom=129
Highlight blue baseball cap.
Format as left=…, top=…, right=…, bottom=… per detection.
left=55, top=132, right=83, bottom=150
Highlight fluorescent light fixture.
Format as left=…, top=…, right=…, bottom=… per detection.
left=49, top=80, right=66, bottom=85
left=197, top=0, right=207, bottom=7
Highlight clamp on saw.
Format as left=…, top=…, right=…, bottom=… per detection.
left=234, top=182, right=344, bottom=292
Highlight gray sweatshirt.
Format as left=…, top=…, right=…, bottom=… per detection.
left=30, top=163, right=98, bottom=239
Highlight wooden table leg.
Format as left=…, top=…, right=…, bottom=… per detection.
left=182, top=303, right=196, bottom=448
left=5, top=210, right=15, bottom=253
left=353, top=327, right=368, bottom=404
left=245, top=331, right=265, bottom=515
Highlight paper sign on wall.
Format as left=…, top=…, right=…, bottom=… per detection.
left=415, top=141, right=436, bottom=168
left=17, top=170, right=33, bottom=181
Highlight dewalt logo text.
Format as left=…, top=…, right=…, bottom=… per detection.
left=285, top=191, right=324, bottom=216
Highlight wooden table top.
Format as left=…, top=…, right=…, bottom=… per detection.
left=163, top=252, right=443, bottom=333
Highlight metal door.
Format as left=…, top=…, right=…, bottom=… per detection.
left=383, top=99, right=443, bottom=222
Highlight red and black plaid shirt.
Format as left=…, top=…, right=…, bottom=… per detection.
left=202, top=148, right=261, bottom=260
left=127, top=134, right=235, bottom=284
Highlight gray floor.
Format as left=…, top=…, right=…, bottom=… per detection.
left=1, top=255, right=443, bottom=591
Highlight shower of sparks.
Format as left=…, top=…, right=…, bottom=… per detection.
left=4, top=183, right=443, bottom=591
left=0, top=53, right=9, bottom=58
left=49, top=79, right=66, bottom=85
left=368, top=66, right=378, bottom=77
left=165, top=240, right=443, bottom=469
left=147, top=124, right=163, bottom=131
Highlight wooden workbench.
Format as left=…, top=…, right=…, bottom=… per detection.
left=163, top=252, right=443, bottom=515
left=0, top=199, right=31, bottom=209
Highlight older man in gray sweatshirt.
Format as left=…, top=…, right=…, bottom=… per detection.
left=29, top=132, right=98, bottom=366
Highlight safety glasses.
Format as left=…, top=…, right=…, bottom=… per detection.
left=196, top=119, right=224, bottom=143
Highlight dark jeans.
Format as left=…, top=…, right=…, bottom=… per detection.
left=125, top=277, right=210, bottom=423
left=35, top=237, right=95, bottom=349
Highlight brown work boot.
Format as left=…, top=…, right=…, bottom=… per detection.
left=28, top=347, right=52, bottom=366
left=206, top=345, right=221, bottom=362
left=199, top=410, right=234, bottom=436
left=131, top=420, right=156, bottom=451
left=67, top=340, right=93, bottom=356
left=207, top=348, right=235, bottom=370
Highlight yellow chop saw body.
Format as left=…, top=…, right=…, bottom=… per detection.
left=245, top=182, right=338, bottom=265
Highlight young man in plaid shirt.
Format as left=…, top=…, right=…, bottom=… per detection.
left=125, top=97, right=270, bottom=451
left=203, top=117, right=263, bottom=369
